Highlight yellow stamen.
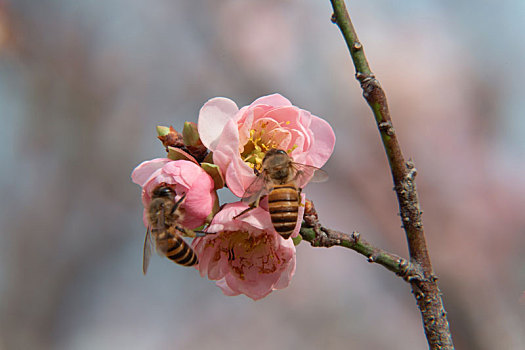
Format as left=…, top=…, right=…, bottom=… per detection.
left=287, top=144, right=298, bottom=154
left=221, top=230, right=279, bottom=278
left=241, top=127, right=278, bottom=172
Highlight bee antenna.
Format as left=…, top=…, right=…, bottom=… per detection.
left=195, top=230, right=215, bottom=237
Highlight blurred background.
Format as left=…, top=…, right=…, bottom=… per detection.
left=0, top=0, right=524, bottom=349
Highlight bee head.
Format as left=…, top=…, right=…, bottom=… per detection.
left=264, top=149, right=288, bottom=160
left=262, top=149, right=293, bottom=180
left=152, top=185, right=174, bottom=198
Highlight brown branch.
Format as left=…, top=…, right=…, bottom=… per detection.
left=329, top=0, right=454, bottom=349
left=300, top=201, right=423, bottom=282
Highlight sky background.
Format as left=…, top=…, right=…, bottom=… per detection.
left=0, top=1, right=524, bottom=349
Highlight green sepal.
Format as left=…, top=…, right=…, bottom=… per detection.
left=201, top=162, right=225, bottom=190
left=204, top=190, right=221, bottom=225
left=156, top=125, right=170, bottom=137
left=167, top=146, right=197, bottom=163
left=203, top=151, right=214, bottom=164
left=183, top=121, right=201, bottom=147
left=292, top=235, right=302, bottom=246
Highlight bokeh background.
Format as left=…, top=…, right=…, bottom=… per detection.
left=1, top=0, right=524, bottom=349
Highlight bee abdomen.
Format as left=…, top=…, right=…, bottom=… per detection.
left=164, top=235, right=198, bottom=266
left=270, top=211, right=298, bottom=222
left=268, top=186, right=298, bottom=202
left=268, top=185, right=300, bottom=240
left=272, top=222, right=297, bottom=239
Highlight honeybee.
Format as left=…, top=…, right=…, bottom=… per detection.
left=239, top=149, right=328, bottom=239
left=142, top=185, right=198, bottom=274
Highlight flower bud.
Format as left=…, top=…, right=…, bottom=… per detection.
left=157, top=125, right=184, bottom=150
left=182, top=121, right=202, bottom=147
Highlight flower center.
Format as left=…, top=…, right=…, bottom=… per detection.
left=221, top=230, right=282, bottom=280
left=240, top=127, right=277, bottom=172
left=240, top=122, right=298, bottom=173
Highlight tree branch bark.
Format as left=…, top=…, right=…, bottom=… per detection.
left=327, top=1, right=455, bottom=348
left=300, top=201, right=423, bottom=282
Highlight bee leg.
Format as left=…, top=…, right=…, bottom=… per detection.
left=233, top=206, right=255, bottom=220
left=233, top=195, right=265, bottom=220
left=194, top=230, right=217, bottom=237
left=174, top=225, right=192, bottom=237
left=175, top=225, right=206, bottom=238
left=195, top=231, right=207, bottom=237
left=176, top=226, right=216, bottom=237
left=171, top=193, right=187, bottom=214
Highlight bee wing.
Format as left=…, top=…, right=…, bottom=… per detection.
left=144, top=201, right=170, bottom=274
left=241, top=174, right=270, bottom=205
left=157, top=205, right=166, bottom=229
left=142, top=227, right=154, bottom=275
left=292, top=163, right=329, bottom=188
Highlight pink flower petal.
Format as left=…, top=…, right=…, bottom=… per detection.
left=190, top=93, right=335, bottom=299
left=212, top=115, right=256, bottom=197
left=216, top=277, right=240, bottom=296
left=250, top=93, right=292, bottom=108
left=264, top=127, right=292, bottom=151
left=131, top=159, right=215, bottom=231
left=131, top=158, right=171, bottom=187
left=193, top=202, right=297, bottom=300
left=224, top=159, right=256, bottom=198
left=198, top=97, right=239, bottom=151
left=237, top=108, right=256, bottom=147
left=233, top=277, right=276, bottom=301
left=206, top=202, right=273, bottom=233
left=306, top=115, right=336, bottom=168
left=193, top=237, right=215, bottom=277
left=236, top=207, right=275, bottom=233
left=223, top=274, right=244, bottom=296
left=183, top=172, right=214, bottom=228
left=273, top=251, right=296, bottom=290
left=202, top=94, right=335, bottom=198
left=207, top=253, right=224, bottom=280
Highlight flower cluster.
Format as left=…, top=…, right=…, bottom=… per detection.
left=131, top=94, right=335, bottom=300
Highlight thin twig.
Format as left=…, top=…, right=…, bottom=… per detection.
left=300, top=201, right=422, bottom=282
left=300, top=227, right=423, bottom=282
left=329, top=1, right=454, bottom=349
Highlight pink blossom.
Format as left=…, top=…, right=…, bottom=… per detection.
left=131, top=158, right=215, bottom=229
left=193, top=202, right=297, bottom=300
left=198, top=93, right=336, bottom=197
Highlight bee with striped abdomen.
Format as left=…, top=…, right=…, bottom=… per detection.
left=239, top=149, right=328, bottom=239
left=143, top=185, right=198, bottom=274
